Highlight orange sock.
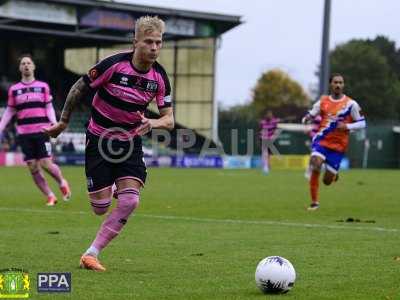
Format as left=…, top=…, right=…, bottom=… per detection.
left=309, top=171, right=320, bottom=203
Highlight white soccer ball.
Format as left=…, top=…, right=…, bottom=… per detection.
left=255, top=256, right=296, bottom=294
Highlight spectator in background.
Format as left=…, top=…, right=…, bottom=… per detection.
left=0, top=75, right=12, bottom=101
left=62, top=139, right=76, bottom=153
left=67, top=139, right=76, bottom=153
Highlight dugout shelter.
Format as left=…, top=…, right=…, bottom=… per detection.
left=0, top=0, right=241, bottom=150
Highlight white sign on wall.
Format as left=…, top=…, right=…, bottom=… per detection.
left=0, top=0, right=77, bottom=25
left=165, top=18, right=195, bottom=36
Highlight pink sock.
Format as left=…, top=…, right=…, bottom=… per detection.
left=31, top=170, right=53, bottom=196
left=46, top=162, right=64, bottom=186
left=92, top=188, right=139, bottom=252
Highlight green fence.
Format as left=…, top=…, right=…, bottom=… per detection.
left=347, top=125, right=399, bottom=169
left=218, top=122, right=400, bottom=169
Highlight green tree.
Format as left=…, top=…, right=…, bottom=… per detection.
left=367, top=36, right=400, bottom=118
left=252, top=69, right=310, bottom=117
left=330, top=39, right=400, bottom=120
left=367, top=36, right=400, bottom=79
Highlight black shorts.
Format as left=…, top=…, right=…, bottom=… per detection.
left=85, top=131, right=147, bottom=193
left=18, top=133, right=52, bottom=161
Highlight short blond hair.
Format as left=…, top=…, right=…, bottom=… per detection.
left=135, top=16, right=165, bottom=38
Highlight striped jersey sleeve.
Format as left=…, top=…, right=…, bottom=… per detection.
left=43, top=83, right=52, bottom=103
left=7, top=85, right=15, bottom=107
left=153, top=62, right=172, bottom=110
left=82, top=53, right=125, bottom=90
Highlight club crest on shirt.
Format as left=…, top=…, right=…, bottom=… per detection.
left=89, top=68, right=99, bottom=80
left=146, top=81, right=158, bottom=92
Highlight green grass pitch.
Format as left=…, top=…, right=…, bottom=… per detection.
left=0, top=167, right=399, bottom=299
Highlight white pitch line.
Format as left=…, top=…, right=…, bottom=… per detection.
left=0, top=207, right=87, bottom=215
left=0, top=207, right=398, bottom=233
left=139, top=214, right=399, bottom=233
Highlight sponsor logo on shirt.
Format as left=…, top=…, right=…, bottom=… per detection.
left=110, top=73, right=159, bottom=92
left=112, top=88, right=138, bottom=100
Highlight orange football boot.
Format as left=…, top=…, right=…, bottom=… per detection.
left=46, top=194, right=57, bottom=206
left=79, top=255, right=106, bottom=272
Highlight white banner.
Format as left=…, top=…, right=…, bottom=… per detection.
left=165, top=18, right=195, bottom=36
left=0, top=0, right=77, bottom=25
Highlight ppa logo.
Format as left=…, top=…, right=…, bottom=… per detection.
left=37, top=273, right=71, bottom=293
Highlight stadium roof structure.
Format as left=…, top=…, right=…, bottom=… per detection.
left=0, top=0, right=242, bottom=46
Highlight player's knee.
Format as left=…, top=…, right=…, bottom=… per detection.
left=310, top=159, right=321, bottom=172
left=28, top=161, right=39, bottom=173
left=93, top=207, right=109, bottom=215
left=39, top=161, right=50, bottom=171
left=116, top=188, right=140, bottom=215
left=89, top=197, right=112, bottom=215
left=38, top=158, right=53, bottom=171
left=310, top=164, right=320, bottom=172
left=119, top=195, right=139, bottom=212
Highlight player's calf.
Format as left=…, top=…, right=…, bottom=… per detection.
left=87, top=188, right=140, bottom=257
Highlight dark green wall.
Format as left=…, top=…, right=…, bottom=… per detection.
left=219, top=122, right=400, bottom=168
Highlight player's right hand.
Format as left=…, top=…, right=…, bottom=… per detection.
left=43, top=121, right=68, bottom=138
left=135, top=111, right=153, bottom=136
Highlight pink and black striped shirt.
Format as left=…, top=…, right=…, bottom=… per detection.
left=7, top=80, right=55, bottom=135
left=82, top=51, right=172, bottom=139
left=259, top=117, right=280, bottom=140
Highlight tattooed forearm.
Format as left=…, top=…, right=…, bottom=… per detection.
left=60, top=78, right=89, bottom=123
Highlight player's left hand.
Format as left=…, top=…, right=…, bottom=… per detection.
left=135, top=111, right=154, bottom=136
left=43, top=121, right=68, bottom=138
left=336, top=121, right=348, bottom=131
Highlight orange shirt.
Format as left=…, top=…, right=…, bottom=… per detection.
left=309, top=95, right=363, bottom=153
